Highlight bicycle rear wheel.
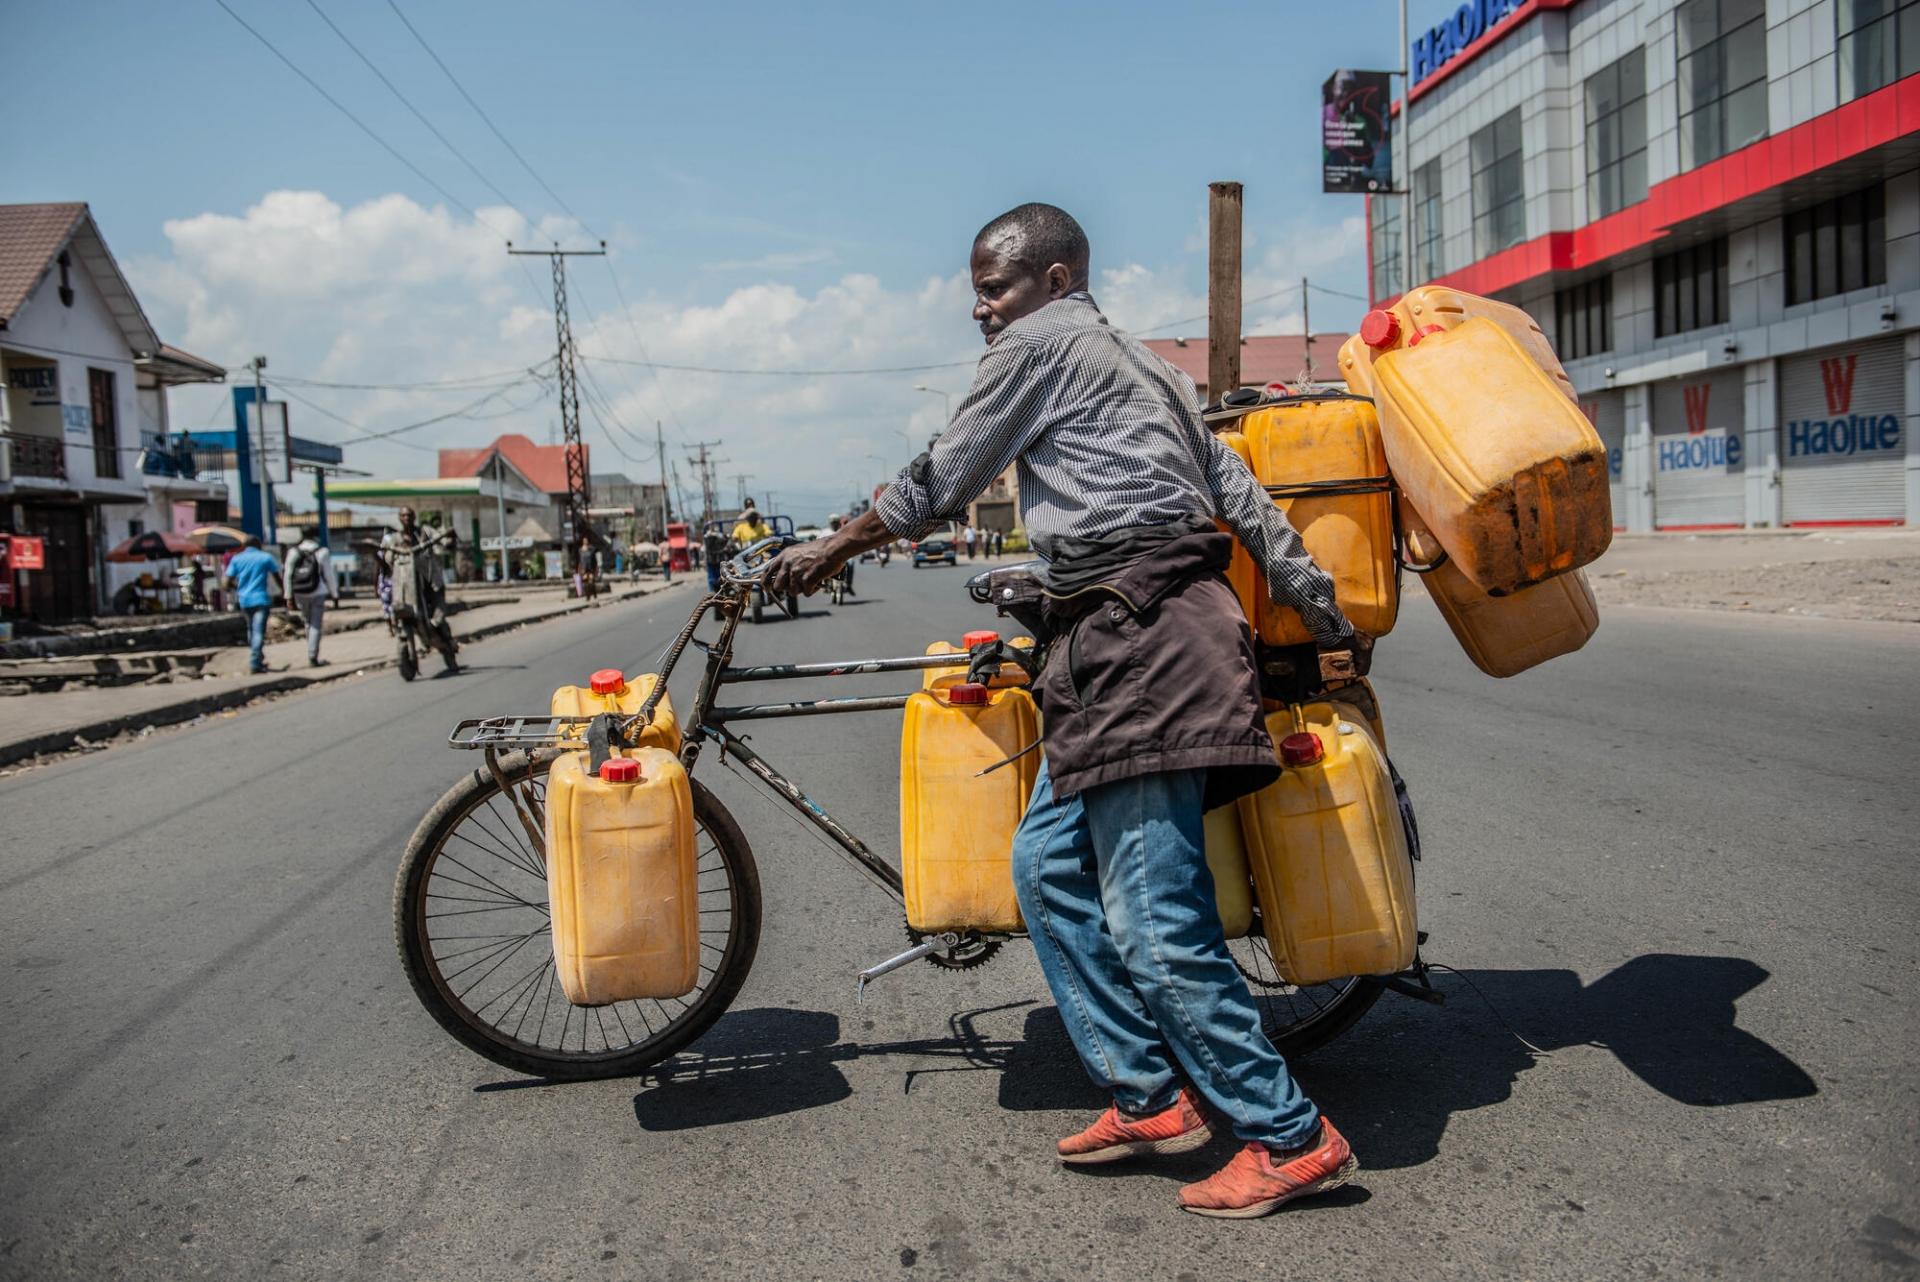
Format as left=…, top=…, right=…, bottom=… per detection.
left=1226, top=925, right=1382, bottom=1058
left=395, top=750, right=761, bottom=1080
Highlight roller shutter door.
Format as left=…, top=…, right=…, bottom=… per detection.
left=1580, top=390, right=1628, bottom=530
left=1779, top=337, right=1906, bottom=525
left=1651, top=367, right=1746, bottom=528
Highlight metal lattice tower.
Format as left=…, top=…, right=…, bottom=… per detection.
left=509, top=242, right=605, bottom=568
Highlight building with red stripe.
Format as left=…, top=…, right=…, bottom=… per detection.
left=1369, top=0, right=1920, bottom=528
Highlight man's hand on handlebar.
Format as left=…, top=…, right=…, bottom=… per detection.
left=764, top=509, right=896, bottom=599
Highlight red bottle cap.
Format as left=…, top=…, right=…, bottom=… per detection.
left=962, top=630, right=1000, bottom=648
left=589, top=668, right=626, bottom=695
left=1359, top=310, right=1400, bottom=348
left=599, top=757, right=642, bottom=783
left=1280, top=732, right=1325, bottom=767
left=1407, top=324, right=1446, bottom=347
left=947, top=682, right=990, bottom=706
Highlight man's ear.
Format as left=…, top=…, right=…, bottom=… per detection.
left=1046, top=263, right=1074, bottom=297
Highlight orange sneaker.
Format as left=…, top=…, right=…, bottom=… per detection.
left=1178, top=1119, right=1359, bottom=1218
left=1057, top=1086, right=1212, bottom=1165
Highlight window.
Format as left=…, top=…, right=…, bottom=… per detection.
left=1554, top=276, right=1613, bottom=359
left=1472, top=109, right=1527, bottom=258
left=88, top=367, right=120, bottom=479
left=1370, top=193, right=1404, bottom=300
left=1839, top=0, right=1920, bottom=100
left=1587, top=48, right=1649, bottom=217
left=1413, top=161, right=1444, bottom=280
left=1654, top=237, right=1730, bottom=336
left=1677, top=0, right=1768, bottom=168
left=1786, top=184, right=1887, bottom=304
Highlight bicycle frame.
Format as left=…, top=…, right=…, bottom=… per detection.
left=449, top=543, right=1035, bottom=910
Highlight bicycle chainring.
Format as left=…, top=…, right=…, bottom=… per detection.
left=907, top=925, right=1002, bottom=971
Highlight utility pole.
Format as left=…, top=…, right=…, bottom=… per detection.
left=1208, top=182, right=1243, bottom=401
left=654, top=421, right=671, bottom=542
left=684, top=440, right=722, bottom=525
left=249, top=356, right=273, bottom=543
left=1301, top=275, right=1314, bottom=383
left=492, top=451, right=512, bottom=582
left=508, top=241, right=605, bottom=572
left=1401, top=0, right=1416, bottom=297
left=733, top=473, right=754, bottom=508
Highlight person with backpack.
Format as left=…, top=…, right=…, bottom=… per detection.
left=283, top=526, right=339, bottom=668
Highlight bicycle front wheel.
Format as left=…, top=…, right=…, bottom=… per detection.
left=395, top=751, right=762, bottom=1080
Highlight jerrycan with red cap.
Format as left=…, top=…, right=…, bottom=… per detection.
left=899, top=678, right=1041, bottom=933
left=922, top=631, right=1035, bottom=691
left=550, top=668, right=679, bottom=750
left=1357, top=313, right=1611, bottom=595
left=544, top=748, right=698, bottom=1004
left=1236, top=701, right=1416, bottom=986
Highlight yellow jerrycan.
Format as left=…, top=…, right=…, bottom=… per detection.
left=1368, top=318, right=1612, bottom=595
left=923, top=632, right=1034, bottom=691
left=1241, top=394, right=1398, bottom=645
left=1236, top=702, right=1417, bottom=986
left=1202, top=805, right=1254, bottom=939
left=544, top=748, right=699, bottom=1005
left=899, top=681, right=1041, bottom=933
left=1352, top=286, right=1576, bottom=401
left=1215, top=428, right=1264, bottom=631
left=1400, top=499, right=1599, bottom=678
left=551, top=668, right=680, bottom=750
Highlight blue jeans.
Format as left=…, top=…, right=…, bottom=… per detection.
left=1012, top=761, right=1320, bottom=1146
left=242, top=604, right=271, bottom=672
left=706, top=561, right=722, bottom=592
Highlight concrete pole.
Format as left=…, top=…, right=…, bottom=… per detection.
left=252, top=357, right=272, bottom=544
left=493, top=453, right=512, bottom=581
left=1401, top=0, right=1416, bottom=296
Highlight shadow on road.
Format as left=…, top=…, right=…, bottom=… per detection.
left=627, top=955, right=1816, bottom=1160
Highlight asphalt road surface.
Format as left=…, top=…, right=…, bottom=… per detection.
left=3, top=557, right=1916, bottom=1281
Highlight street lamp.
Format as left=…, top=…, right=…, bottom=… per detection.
left=913, top=384, right=952, bottom=422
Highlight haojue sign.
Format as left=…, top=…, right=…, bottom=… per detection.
left=1322, top=69, right=1395, bottom=193
left=1413, top=0, right=1526, bottom=85
left=1785, top=353, right=1903, bottom=459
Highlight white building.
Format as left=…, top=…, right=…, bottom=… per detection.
left=1, top=203, right=227, bottom=619
left=1371, top=0, right=1920, bottom=528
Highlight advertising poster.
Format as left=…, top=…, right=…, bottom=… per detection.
left=1322, top=69, right=1395, bottom=193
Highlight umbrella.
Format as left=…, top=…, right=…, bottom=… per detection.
left=188, top=525, right=251, bottom=553
left=105, top=530, right=199, bottom=563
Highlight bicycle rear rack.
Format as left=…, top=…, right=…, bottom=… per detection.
left=449, top=715, right=584, bottom=750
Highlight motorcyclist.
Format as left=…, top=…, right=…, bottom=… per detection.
left=827, top=514, right=853, bottom=596
left=730, top=499, right=772, bottom=550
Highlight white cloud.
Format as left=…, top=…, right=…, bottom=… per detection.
left=127, top=190, right=1371, bottom=519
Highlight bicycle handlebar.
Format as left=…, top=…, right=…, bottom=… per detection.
left=722, top=534, right=798, bottom=586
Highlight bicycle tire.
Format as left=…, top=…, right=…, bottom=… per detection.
left=394, top=751, right=762, bottom=1080
left=397, top=641, right=418, bottom=682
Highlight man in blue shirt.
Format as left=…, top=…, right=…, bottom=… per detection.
left=224, top=535, right=282, bottom=674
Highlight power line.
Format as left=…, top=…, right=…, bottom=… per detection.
left=213, top=0, right=501, bottom=239
left=301, top=0, right=536, bottom=226
left=1306, top=281, right=1372, bottom=303
left=273, top=363, right=551, bottom=391
left=384, top=0, right=589, bottom=232
left=274, top=376, right=547, bottom=447
left=577, top=352, right=980, bottom=377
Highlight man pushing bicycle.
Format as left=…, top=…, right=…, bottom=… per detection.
left=765, top=203, right=1371, bottom=1219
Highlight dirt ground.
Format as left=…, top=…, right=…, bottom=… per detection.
left=1403, top=529, right=1920, bottom=624
left=1556, top=529, right=1917, bottom=623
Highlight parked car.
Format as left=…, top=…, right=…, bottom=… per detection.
left=911, top=533, right=958, bottom=567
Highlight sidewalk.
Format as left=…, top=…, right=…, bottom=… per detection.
left=0, top=578, right=689, bottom=769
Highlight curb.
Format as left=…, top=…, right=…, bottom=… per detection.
left=0, top=580, right=687, bottom=769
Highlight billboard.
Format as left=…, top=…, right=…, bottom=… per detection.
left=1322, top=69, right=1395, bottom=194
left=250, top=400, right=292, bottom=485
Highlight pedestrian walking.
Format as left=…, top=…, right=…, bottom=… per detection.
left=963, top=524, right=977, bottom=558
left=283, top=526, right=339, bottom=668
left=702, top=523, right=729, bottom=592
left=766, top=202, right=1369, bottom=1219
left=224, top=534, right=282, bottom=674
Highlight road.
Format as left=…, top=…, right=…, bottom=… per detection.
left=2, top=557, right=1916, bottom=1281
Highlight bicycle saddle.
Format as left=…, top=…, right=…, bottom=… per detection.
left=966, top=559, right=1045, bottom=605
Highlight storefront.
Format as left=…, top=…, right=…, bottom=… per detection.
left=1579, top=389, right=1628, bottom=531
left=1778, top=337, right=1907, bottom=526
left=1650, top=367, right=1746, bottom=530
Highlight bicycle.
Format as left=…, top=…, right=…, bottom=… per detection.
left=828, top=561, right=853, bottom=607
left=394, top=536, right=1424, bottom=1081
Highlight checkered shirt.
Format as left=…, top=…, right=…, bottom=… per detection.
left=874, top=292, right=1349, bottom=646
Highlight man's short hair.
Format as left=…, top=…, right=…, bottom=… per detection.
left=244, top=534, right=262, bottom=549
left=301, top=524, right=319, bottom=541
left=975, top=203, right=1090, bottom=282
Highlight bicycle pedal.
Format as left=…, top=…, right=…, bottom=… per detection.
left=855, top=932, right=961, bottom=1001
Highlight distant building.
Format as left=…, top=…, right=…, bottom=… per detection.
left=1, top=202, right=228, bottom=621
left=589, top=471, right=669, bottom=543
left=1142, top=334, right=1353, bottom=403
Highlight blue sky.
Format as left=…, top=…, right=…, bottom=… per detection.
left=9, top=0, right=1450, bottom=520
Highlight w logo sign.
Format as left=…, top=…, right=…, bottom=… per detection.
left=1820, top=354, right=1859, bottom=415
left=1683, top=384, right=1712, bottom=435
